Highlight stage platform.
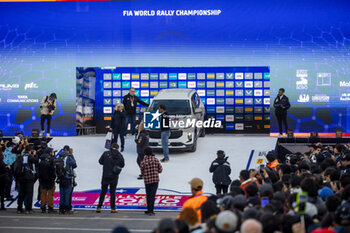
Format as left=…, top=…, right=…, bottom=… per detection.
left=5, top=135, right=277, bottom=210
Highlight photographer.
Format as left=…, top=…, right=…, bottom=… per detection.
left=96, top=143, right=125, bottom=213
left=38, top=147, right=56, bottom=213
left=135, top=123, right=149, bottom=180
left=57, top=145, right=77, bottom=214
left=40, top=93, right=57, bottom=137
left=14, top=145, right=37, bottom=214
left=209, top=150, right=231, bottom=195
left=109, top=104, right=126, bottom=152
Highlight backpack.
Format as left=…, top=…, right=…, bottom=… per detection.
left=39, top=157, right=53, bottom=181
left=13, top=155, right=24, bottom=178
left=54, top=157, right=66, bottom=178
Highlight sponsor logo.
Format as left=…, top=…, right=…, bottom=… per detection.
left=235, top=115, right=244, bottom=120
left=216, top=107, right=225, bottom=113
left=104, top=99, right=112, bottom=105
left=235, top=123, right=244, bottom=130
left=245, top=98, right=253, bottom=105
left=235, top=73, right=244, bottom=80
left=245, top=81, right=253, bottom=88
left=226, top=90, right=234, bottom=96
left=169, top=82, right=177, bottom=88
left=150, top=82, right=158, bottom=88
left=254, top=116, right=263, bottom=121
left=104, top=90, right=112, bottom=97
left=216, top=90, right=225, bottom=96
left=245, top=115, right=253, bottom=121
left=150, top=90, right=158, bottom=96
left=254, top=90, right=263, bottom=96
left=122, top=82, right=130, bottom=89
left=178, top=73, right=187, bottom=80
left=264, top=98, right=270, bottom=105
left=0, top=84, right=19, bottom=91
left=264, top=107, right=270, bottom=113
left=225, top=115, right=234, bottom=122
left=226, top=123, right=235, bottom=130
left=207, top=73, right=215, bottom=79
left=216, top=115, right=225, bottom=121
left=187, top=81, right=196, bottom=88
left=112, top=73, right=121, bottom=80
left=207, top=81, right=215, bottom=88
left=254, top=73, right=262, bottom=79
left=296, top=69, right=308, bottom=90
left=245, top=107, right=253, bottom=112
left=235, top=107, right=244, bottom=113
left=340, top=81, right=350, bottom=87
left=197, top=73, right=206, bottom=79
left=197, top=81, right=206, bottom=88
left=235, top=99, right=244, bottom=104
left=254, top=81, right=263, bottom=88
left=297, top=94, right=310, bottom=103
left=188, top=73, right=196, bottom=79
left=144, top=110, right=221, bottom=129
left=225, top=81, right=234, bottom=88
left=104, top=73, right=112, bottom=80
left=132, top=73, right=139, bottom=79
left=141, top=73, right=149, bottom=80
left=141, top=82, right=149, bottom=88
left=197, top=90, right=206, bottom=97
left=245, top=90, right=253, bottom=96
left=178, top=81, right=187, bottom=88
left=226, top=98, right=234, bottom=105
left=317, top=73, right=331, bottom=86
left=254, top=98, right=262, bottom=104
left=140, top=90, right=149, bottom=97
left=207, top=98, right=215, bottom=105
left=264, top=73, right=270, bottom=79
left=312, top=94, right=330, bottom=103
left=103, top=82, right=112, bottom=89
left=216, top=82, right=225, bottom=88
left=7, top=95, right=39, bottom=103
left=264, top=90, right=270, bottom=96
left=254, top=107, right=263, bottom=113
left=169, top=73, right=178, bottom=80
left=150, top=73, right=158, bottom=79
left=216, top=98, right=225, bottom=105
left=235, top=81, right=243, bottom=88
left=24, top=82, right=39, bottom=90
left=122, top=73, right=130, bottom=80
left=113, top=90, right=121, bottom=97
left=226, top=73, right=233, bottom=79
left=113, top=99, right=121, bottom=105
left=245, top=73, right=253, bottom=79
left=104, top=116, right=112, bottom=121
left=103, top=107, right=112, bottom=114
left=216, top=73, right=224, bottom=79
left=159, top=82, right=167, bottom=88
left=207, top=90, right=215, bottom=96
left=113, top=82, right=121, bottom=88
left=340, top=93, right=350, bottom=101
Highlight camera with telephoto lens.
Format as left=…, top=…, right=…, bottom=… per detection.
left=48, top=104, right=55, bottom=112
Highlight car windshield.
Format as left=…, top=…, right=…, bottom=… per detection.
left=149, top=100, right=191, bottom=115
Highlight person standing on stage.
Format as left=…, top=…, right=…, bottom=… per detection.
left=273, top=88, right=290, bottom=136
left=40, top=93, right=57, bottom=137
left=135, top=123, right=149, bottom=180
left=96, top=143, right=125, bottom=213
left=110, top=104, right=126, bottom=152
left=140, top=147, right=162, bottom=216
left=159, top=104, right=170, bottom=163
left=122, top=87, right=149, bottom=136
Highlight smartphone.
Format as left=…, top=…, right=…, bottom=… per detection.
left=296, top=192, right=308, bottom=214
left=261, top=197, right=269, bottom=207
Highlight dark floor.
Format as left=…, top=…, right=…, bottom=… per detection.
left=0, top=209, right=179, bottom=233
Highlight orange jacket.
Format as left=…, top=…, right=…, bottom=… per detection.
left=267, top=159, right=280, bottom=171
left=181, top=190, right=208, bottom=220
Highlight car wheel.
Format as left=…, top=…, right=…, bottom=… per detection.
left=189, top=134, right=197, bottom=152
left=199, top=128, right=205, bottom=137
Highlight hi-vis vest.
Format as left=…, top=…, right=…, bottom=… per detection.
left=267, top=159, right=280, bottom=171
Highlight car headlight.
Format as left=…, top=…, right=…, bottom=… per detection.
left=187, top=132, right=192, bottom=141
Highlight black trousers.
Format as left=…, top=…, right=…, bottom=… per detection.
left=4, top=170, right=13, bottom=198
left=41, top=114, right=52, bottom=132
left=137, top=153, right=145, bottom=167
left=145, top=182, right=158, bottom=213
left=17, top=181, right=34, bottom=211
left=0, top=180, right=5, bottom=208
left=112, top=130, right=124, bottom=149
left=276, top=113, right=288, bottom=134
left=98, top=181, right=118, bottom=210
left=215, top=184, right=229, bottom=195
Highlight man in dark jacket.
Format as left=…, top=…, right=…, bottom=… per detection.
left=14, top=146, right=37, bottom=214
left=135, top=123, right=149, bottom=180
left=122, top=87, right=149, bottom=136
left=273, top=88, right=291, bottom=136
left=110, top=104, right=126, bottom=152
left=0, top=151, right=9, bottom=210
left=140, top=147, right=163, bottom=216
left=96, top=143, right=125, bottom=213
left=58, top=146, right=77, bottom=214
left=159, top=104, right=170, bottom=163
left=209, top=150, right=231, bottom=195
left=38, top=147, right=56, bottom=213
